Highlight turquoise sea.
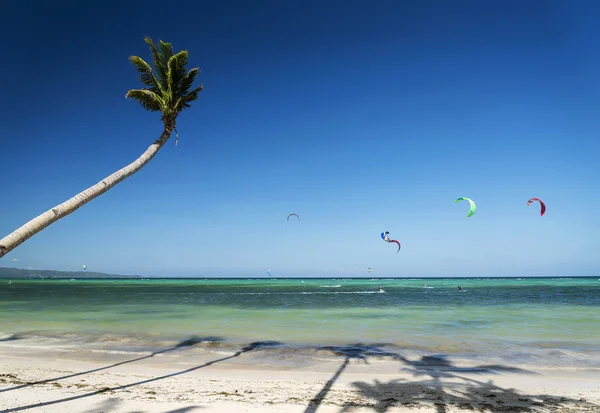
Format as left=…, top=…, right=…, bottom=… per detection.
left=1, top=277, right=599, bottom=368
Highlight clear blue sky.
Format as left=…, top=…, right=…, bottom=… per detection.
left=1, top=0, right=599, bottom=277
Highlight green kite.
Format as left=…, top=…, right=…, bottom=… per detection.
left=455, top=197, right=476, bottom=217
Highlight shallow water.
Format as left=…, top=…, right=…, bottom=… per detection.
left=1, top=277, right=599, bottom=367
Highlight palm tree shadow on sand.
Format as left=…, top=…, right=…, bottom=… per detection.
left=336, top=352, right=598, bottom=412
left=0, top=333, right=25, bottom=342
left=87, top=397, right=203, bottom=413
left=304, top=344, right=405, bottom=413
left=0, top=336, right=225, bottom=394
left=1, top=340, right=283, bottom=413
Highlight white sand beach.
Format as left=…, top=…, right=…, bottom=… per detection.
left=1, top=336, right=599, bottom=413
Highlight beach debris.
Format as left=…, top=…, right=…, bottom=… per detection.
left=381, top=231, right=401, bottom=253
left=455, top=197, right=476, bottom=217
left=527, top=197, right=546, bottom=216
left=287, top=213, right=299, bottom=221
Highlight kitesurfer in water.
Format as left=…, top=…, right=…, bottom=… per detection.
left=458, top=286, right=463, bottom=292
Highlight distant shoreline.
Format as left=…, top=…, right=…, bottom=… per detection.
left=0, top=266, right=141, bottom=279
left=0, top=266, right=597, bottom=280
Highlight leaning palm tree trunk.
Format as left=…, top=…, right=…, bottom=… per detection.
left=0, top=126, right=172, bottom=259
left=0, top=37, right=202, bottom=260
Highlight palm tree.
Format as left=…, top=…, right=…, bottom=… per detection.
left=0, top=37, right=203, bottom=259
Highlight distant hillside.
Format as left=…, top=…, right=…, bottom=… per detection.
left=0, top=267, right=142, bottom=279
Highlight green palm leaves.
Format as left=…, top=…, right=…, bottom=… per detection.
left=126, top=37, right=203, bottom=126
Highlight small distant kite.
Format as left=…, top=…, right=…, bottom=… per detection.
left=381, top=231, right=401, bottom=253
left=455, top=197, right=476, bottom=217
left=368, top=268, right=372, bottom=273
left=267, top=269, right=272, bottom=277
left=527, top=198, right=546, bottom=216
left=287, top=213, right=299, bottom=221
left=82, top=265, right=87, bottom=270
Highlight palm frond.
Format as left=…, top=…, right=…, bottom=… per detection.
left=167, top=50, right=189, bottom=95
left=128, top=56, right=161, bottom=91
left=144, top=37, right=168, bottom=91
left=125, top=89, right=164, bottom=112
left=176, top=84, right=203, bottom=112
left=177, top=67, right=200, bottom=97
left=158, top=40, right=174, bottom=61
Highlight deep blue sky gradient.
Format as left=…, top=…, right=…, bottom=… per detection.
left=1, top=0, right=599, bottom=277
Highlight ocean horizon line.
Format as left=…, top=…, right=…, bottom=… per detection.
left=2, top=275, right=598, bottom=280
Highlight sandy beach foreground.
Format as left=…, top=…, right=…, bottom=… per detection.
left=1, top=337, right=599, bottom=413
